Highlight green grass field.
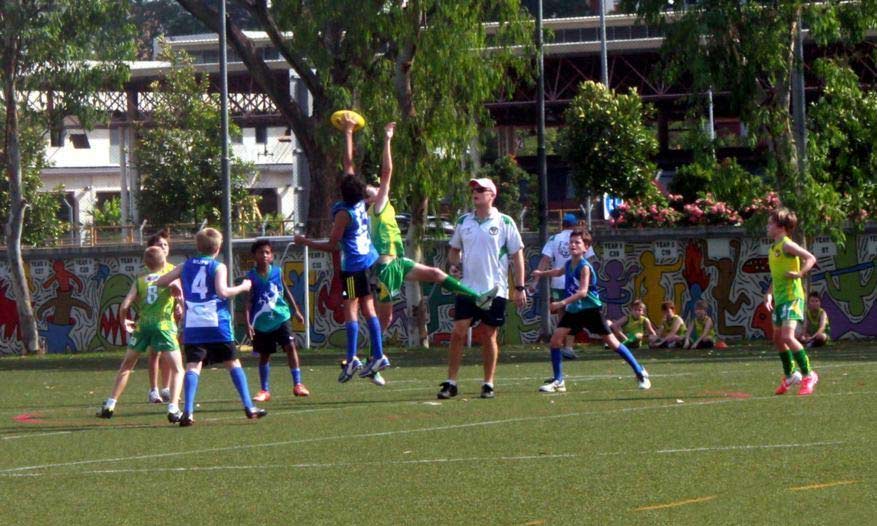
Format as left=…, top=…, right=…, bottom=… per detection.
left=0, top=342, right=874, bottom=525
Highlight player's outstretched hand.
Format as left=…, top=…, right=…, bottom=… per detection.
left=294, top=310, right=305, bottom=324
left=385, top=122, right=395, bottom=140
left=246, top=323, right=255, bottom=339
left=342, top=113, right=358, bottom=133
left=122, top=319, right=135, bottom=333
left=763, top=293, right=774, bottom=311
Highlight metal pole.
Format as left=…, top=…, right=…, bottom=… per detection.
left=303, top=245, right=311, bottom=349
left=537, top=0, right=550, bottom=340
left=599, top=0, right=609, bottom=87
left=219, top=0, right=233, bottom=286
left=707, top=88, right=716, bottom=141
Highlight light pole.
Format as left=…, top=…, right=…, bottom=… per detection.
left=219, top=0, right=233, bottom=285
left=537, top=0, right=550, bottom=340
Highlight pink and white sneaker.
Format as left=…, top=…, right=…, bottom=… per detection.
left=797, top=371, right=819, bottom=396
left=775, top=371, right=802, bottom=395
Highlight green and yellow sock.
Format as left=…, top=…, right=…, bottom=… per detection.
left=792, top=349, right=811, bottom=376
left=442, top=276, right=480, bottom=299
left=779, top=350, right=795, bottom=377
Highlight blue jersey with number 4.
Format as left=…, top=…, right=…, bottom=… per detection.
left=181, top=256, right=233, bottom=343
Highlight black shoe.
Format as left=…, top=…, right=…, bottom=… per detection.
left=179, top=412, right=194, bottom=427
left=96, top=406, right=113, bottom=419
left=245, top=407, right=267, bottom=420
left=167, top=410, right=183, bottom=424
left=480, top=384, right=495, bottom=399
left=437, top=381, right=458, bottom=400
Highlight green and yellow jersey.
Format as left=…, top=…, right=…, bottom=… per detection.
left=135, top=268, right=177, bottom=332
left=369, top=200, right=405, bottom=258
left=769, top=236, right=805, bottom=305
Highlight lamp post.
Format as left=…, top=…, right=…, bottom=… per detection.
left=537, top=0, right=550, bottom=340
left=219, top=0, right=233, bottom=285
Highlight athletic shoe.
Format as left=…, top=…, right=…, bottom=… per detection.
left=367, top=372, right=386, bottom=386
left=160, top=388, right=171, bottom=403
left=775, top=371, right=803, bottom=395
left=359, top=355, right=390, bottom=377
left=147, top=390, right=163, bottom=404
left=253, top=390, right=271, bottom=402
left=637, top=369, right=651, bottom=390
left=539, top=379, right=566, bottom=393
left=560, top=347, right=579, bottom=360
left=476, top=285, right=499, bottom=310
left=293, top=384, right=310, bottom=397
left=96, top=405, right=114, bottom=419
left=797, top=371, right=819, bottom=396
left=179, top=412, right=194, bottom=427
left=167, top=410, right=183, bottom=424
left=480, top=384, right=495, bottom=399
left=437, top=381, right=458, bottom=399
left=338, top=358, right=362, bottom=383
left=245, top=407, right=267, bottom=419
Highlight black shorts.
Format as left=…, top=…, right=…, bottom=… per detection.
left=185, top=342, right=238, bottom=365
left=453, top=296, right=507, bottom=328
left=253, top=323, right=294, bottom=355
left=558, top=309, right=610, bottom=336
left=340, top=269, right=372, bottom=299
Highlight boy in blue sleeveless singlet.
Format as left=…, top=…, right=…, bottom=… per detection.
left=244, top=239, right=309, bottom=401
left=295, top=113, right=387, bottom=385
left=532, top=230, right=651, bottom=393
left=157, top=228, right=266, bottom=427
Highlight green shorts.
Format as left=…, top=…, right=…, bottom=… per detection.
left=375, top=257, right=416, bottom=303
left=773, top=299, right=804, bottom=326
left=129, top=326, right=179, bottom=353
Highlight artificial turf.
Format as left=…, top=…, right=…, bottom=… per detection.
left=0, top=342, right=873, bottom=525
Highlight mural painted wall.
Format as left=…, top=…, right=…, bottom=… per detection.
left=1, top=229, right=875, bottom=355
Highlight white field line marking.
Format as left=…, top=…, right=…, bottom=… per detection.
left=1, top=389, right=867, bottom=475
left=653, top=440, right=846, bottom=454
left=75, top=453, right=576, bottom=476
left=2, top=431, right=72, bottom=441
left=789, top=480, right=859, bottom=491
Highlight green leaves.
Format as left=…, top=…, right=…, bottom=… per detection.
left=558, top=81, right=657, bottom=200
left=136, top=49, right=253, bottom=226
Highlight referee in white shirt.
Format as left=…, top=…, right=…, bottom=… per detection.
left=437, top=177, right=527, bottom=399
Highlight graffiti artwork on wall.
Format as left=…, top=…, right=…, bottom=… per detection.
left=1, top=230, right=876, bottom=355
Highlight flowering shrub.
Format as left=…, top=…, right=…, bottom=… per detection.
left=611, top=193, right=743, bottom=228
left=740, top=191, right=781, bottom=220
left=681, top=194, right=742, bottom=226
left=609, top=200, right=682, bottom=228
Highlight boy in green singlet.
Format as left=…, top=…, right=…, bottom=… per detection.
left=365, top=121, right=496, bottom=331
left=801, top=292, right=830, bottom=348
left=609, top=299, right=656, bottom=349
left=683, top=300, right=716, bottom=349
left=650, top=301, right=686, bottom=348
left=766, top=208, right=819, bottom=395
left=98, top=247, right=185, bottom=422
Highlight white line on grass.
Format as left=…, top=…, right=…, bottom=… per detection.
left=1, top=389, right=869, bottom=475
left=653, top=440, right=846, bottom=454
left=74, top=453, right=577, bottom=476
left=2, top=431, right=72, bottom=441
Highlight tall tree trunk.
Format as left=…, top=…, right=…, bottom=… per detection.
left=405, top=195, right=430, bottom=348
left=3, top=78, right=40, bottom=355
left=768, top=15, right=802, bottom=195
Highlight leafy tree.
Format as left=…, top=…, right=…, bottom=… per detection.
left=176, top=0, right=531, bottom=346
left=0, top=121, right=66, bottom=245
left=2, top=1, right=133, bottom=354
left=478, top=155, right=536, bottom=230
left=625, top=0, right=877, bottom=238
left=558, top=81, right=657, bottom=201
left=90, top=197, right=122, bottom=227
left=137, top=49, right=252, bottom=227
left=808, top=58, right=877, bottom=226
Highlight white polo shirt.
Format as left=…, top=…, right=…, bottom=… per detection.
left=449, top=207, right=524, bottom=299
left=542, top=229, right=573, bottom=290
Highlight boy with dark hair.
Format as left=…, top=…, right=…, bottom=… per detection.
left=295, top=113, right=386, bottom=384
left=98, top=247, right=184, bottom=422
left=683, top=300, right=716, bottom=349
left=244, top=239, right=309, bottom=401
left=156, top=228, right=266, bottom=426
left=532, top=230, right=650, bottom=393
left=650, top=301, right=686, bottom=348
left=802, top=292, right=830, bottom=348
left=766, top=208, right=819, bottom=395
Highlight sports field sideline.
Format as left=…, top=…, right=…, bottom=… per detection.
left=0, top=342, right=873, bottom=525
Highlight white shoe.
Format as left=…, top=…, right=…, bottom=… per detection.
left=637, top=369, right=651, bottom=390
left=147, top=390, right=163, bottom=404
left=790, top=370, right=803, bottom=385
left=367, top=371, right=386, bottom=386
left=159, top=388, right=171, bottom=403
left=539, top=379, right=566, bottom=393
